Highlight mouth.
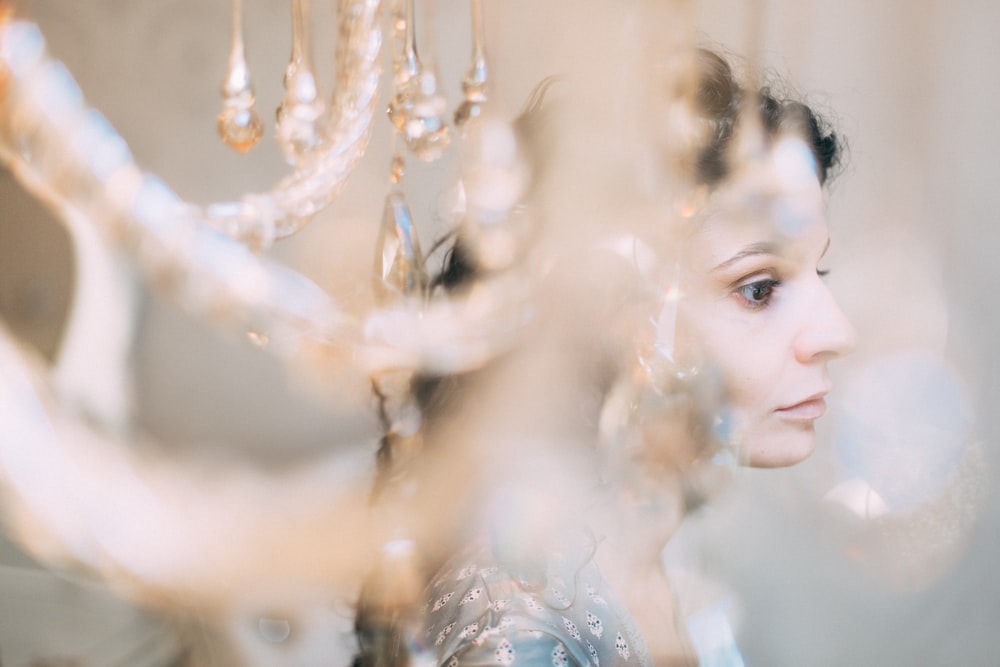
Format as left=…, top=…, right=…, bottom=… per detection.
left=775, top=392, right=828, bottom=420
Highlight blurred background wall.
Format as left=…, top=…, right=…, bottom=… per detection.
left=1, top=0, right=998, bottom=665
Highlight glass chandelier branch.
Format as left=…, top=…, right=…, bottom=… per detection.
left=0, top=0, right=385, bottom=256
left=0, top=16, right=352, bottom=358
left=0, top=5, right=526, bottom=379
left=0, top=323, right=378, bottom=611
left=207, top=0, right=383, bottom=248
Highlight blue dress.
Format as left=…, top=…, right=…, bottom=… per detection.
left=420, top=538, right=652, bottom=667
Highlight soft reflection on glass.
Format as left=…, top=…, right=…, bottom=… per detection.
left=831, top=349, right=974, bottom=516
left=821, top=349, right=982, bottom=589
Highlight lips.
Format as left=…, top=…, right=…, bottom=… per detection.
left=776, top=392, right=828, bottom=420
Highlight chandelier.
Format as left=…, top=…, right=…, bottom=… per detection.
left=0, top=0, right=726, bottom=659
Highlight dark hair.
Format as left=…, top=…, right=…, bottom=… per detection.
left=438, top=49, right=842, bottom=290
left=692, top=48, right=842, bottom=187
left=430, top=236, right=478, bottom=292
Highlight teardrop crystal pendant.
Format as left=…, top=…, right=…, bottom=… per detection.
left=454, top=0, right=488, bottom=128
left=276, top=0, right=326, bottom=164
left=217, top=0, right=263, bottom=153
left=374, top=190, right=428, bottom=300
left=374, top=187, right=428, bottom=302
left=386, top=0, right=450, bottom=162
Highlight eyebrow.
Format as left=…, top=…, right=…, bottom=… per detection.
left=711, top=237, right=832, bottom=273
left=711, top=242, right=780, bottom=273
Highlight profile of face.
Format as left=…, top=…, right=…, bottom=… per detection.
left=674, top=139, right=855, bottom=467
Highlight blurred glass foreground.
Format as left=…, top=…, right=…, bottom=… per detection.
left=1, top=0, right=999, bottom=665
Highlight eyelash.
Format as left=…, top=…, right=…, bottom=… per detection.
left=731, top=264, right=829, bottom=310
left=735, top=278, right=781, bottom=310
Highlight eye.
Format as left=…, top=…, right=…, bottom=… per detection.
left=735, top=278, right=780, bottom=310
left=817, top=268, right=830, bottom=278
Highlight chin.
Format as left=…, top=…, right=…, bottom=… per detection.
left=741, top=426, right=817, bottom=468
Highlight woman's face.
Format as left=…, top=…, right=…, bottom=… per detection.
left=675, top=153, right=855, bottom=467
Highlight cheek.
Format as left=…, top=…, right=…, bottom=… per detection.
left=675, top=302, right=776, bottom=410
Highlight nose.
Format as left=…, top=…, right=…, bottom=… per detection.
left=793, top=281, right=856, bottom=363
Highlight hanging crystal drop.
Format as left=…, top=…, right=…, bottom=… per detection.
left=386, top=0, right=450, bottom=162
left=217, top=0, right=263, bottom=153
left=373, top=139, right=427, bottom=301
left=276, top=0, right=326, bottom=164
left=454, top=0, right=488, bottom=128
left=374, top=191, right=428, bottom=302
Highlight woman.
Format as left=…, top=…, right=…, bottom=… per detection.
left=355, top=47, right=854, bottom=667
left=671, top=50, right=854, bottom=469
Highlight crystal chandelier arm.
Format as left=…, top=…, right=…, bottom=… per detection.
left=0, top=18, right=352, bottom=356
left=0, top=12, right=531, bottom=383
left=48, top=179, right=137, bottom=433
left=0, top=325, right=377, bottom=610
left=360, top=271, right=534, bottom=375
left=0, top=2, right=383, bottom=251
left=206, top=0, right=384, bottom=246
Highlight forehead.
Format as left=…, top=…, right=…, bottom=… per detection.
left=683, top=175, right=828, bottom=269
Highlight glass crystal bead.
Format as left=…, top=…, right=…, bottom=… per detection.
left=217, top=103, right=263, bottom=153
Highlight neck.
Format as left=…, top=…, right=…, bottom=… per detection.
left=591, top=479, right=697, bottom=666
